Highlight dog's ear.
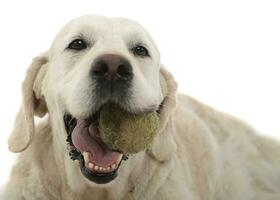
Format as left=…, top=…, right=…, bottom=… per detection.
left=148, top=67, right=178, bottom=162
left=8, top=54, right=48, bottom=153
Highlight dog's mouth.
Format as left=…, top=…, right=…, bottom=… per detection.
left=63, top=111, right=128, bottom=184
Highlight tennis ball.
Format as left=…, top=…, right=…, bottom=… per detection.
left=99, top=104, right=159, bottom=153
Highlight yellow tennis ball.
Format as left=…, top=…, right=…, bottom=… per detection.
left=99, top=104, right=159, bottom=153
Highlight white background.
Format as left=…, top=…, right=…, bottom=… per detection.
left=0, top=0, right=279, bottom=188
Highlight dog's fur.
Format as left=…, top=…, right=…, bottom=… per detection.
left=2, top=15, right=280, bottom=200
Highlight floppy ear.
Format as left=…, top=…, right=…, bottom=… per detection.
left=8, top=54, right=48, bottom=153
left=148, top=67, right=178, bottom=161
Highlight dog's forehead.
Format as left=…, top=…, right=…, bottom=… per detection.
left=71, top=15, right=145, bottom=31
left=53, top=15, right=149, bottom=43
left=49, top=15, right=160, bottom=59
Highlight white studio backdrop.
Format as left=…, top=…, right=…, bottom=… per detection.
left=0, top=0, right=279, bottom=187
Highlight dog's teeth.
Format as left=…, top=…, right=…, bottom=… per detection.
left=111, top=163, right=117, bottom=170
left=88, top=162, right=94, bottom=169
left=82, top=152, right=90, bottom=165
left=117, top=154, right=123, bottom=164
left=80, top=152, right=119, bottom=172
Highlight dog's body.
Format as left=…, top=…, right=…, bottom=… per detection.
left=2, top=15, right=280, bottom=200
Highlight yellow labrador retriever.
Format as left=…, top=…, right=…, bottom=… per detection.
left=2, top=15, right=280, bottom=200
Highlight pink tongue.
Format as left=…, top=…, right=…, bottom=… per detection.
left=71, top=119, right=121, bottom=167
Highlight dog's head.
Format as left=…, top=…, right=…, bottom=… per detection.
left=8, top=15, right=177, bottom=186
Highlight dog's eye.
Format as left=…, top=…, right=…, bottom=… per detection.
left=67, top=39, right=87, bottom=50
left=132, top=45, right=149, bottom=57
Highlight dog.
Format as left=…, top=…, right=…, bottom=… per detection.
left=1, top=15, right=280, bottom=200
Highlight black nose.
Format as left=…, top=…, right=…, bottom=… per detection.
left=91, top=54, right=133, bottom=81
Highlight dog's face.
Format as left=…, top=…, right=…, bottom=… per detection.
left=41, top=15, right=163, bottom=184
left=9, top=15, right=177, bottom=189
left=47, top=15, right=162, bottom=116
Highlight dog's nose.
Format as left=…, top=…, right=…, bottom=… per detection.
left=91, top=54, right=133, bottom=81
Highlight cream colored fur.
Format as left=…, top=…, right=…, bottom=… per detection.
left=2, top=15, right=280, bottom=200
